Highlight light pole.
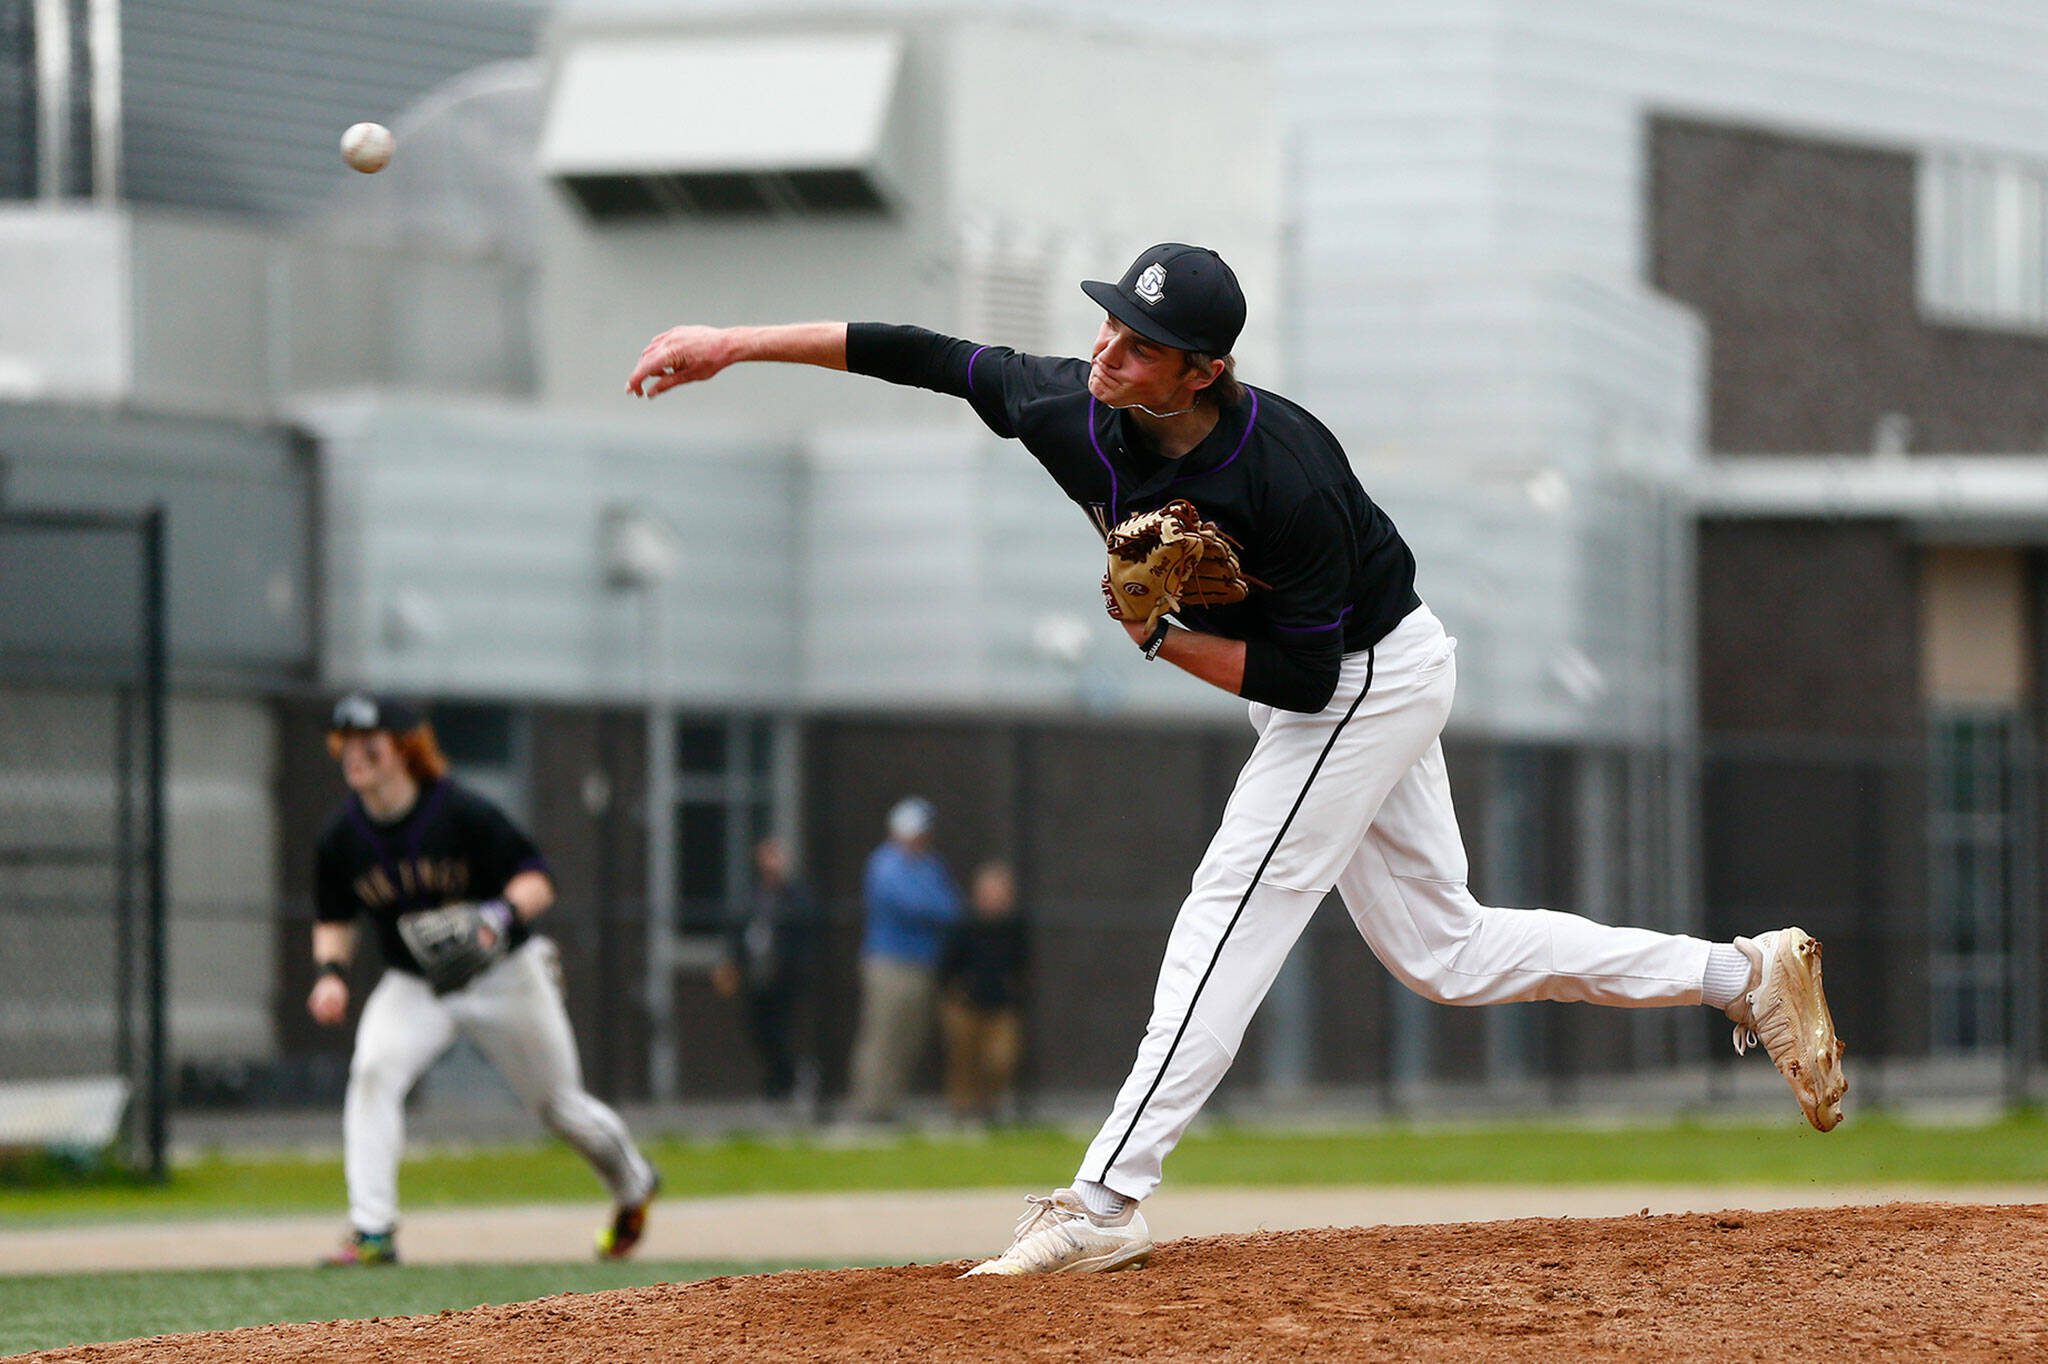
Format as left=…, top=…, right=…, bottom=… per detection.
left=602, top=507, right=682, bottom=1101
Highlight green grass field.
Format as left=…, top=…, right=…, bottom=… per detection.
left=8, top=1111, right=2047, bottom=1225
left=0, top=1259, right=798, bottom=1356
left=4, top=1113, right=2046, bottom=1355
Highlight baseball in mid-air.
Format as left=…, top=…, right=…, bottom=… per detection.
left=340, top=121, right=394, bottom=174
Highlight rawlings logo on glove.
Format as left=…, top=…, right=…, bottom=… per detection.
left=1102, top=500, right=1255, bottom=640
left=395, top=900, right=514, bottom=995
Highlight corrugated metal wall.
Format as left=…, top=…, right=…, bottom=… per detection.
left=120, top=0, right=543, bottom=219
left=0, top=1, right=38, bottom=199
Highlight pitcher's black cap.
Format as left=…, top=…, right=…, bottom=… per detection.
left=1081, top=243, right=1246, bottom=356
left=328, top=691, right=423, bottom=734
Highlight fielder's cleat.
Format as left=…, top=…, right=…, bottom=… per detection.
left=1726, top=927, right=1848, bottom=1132
left=597, top=1173, right=659, bottom=1261
left=322, top=1228, right=398, bottom=1267
left=960, top=1188, right=1153, bottom=1277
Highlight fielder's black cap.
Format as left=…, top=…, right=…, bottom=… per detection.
left=1081, top=243, right=1246, bottom=356
left=328, top=691, right=423, bottom=734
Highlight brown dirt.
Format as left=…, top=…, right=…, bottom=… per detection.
left=19, top=1202, right=2048, bottom=1362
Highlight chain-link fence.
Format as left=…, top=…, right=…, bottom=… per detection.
left=0, top=508, right=167, bottom=1175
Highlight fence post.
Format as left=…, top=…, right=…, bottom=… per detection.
left=2009, top=722, right=2040, bottom=1108
left=141, top=505, right=168, bottom=1180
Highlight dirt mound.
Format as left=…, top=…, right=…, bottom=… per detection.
left=20, top=1202, right=2048, bottom=1362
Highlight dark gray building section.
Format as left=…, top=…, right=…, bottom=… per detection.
left=119, top=0, right=542, bottom=218
left=1650, top=115, right=2048, bottom=455
left=1, top=1, right=43, bottom=198
left=1694, top=520, right=1929, bottom=1059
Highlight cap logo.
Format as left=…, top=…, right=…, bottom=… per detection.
left=1134, top=262, right=1167, bottom=305
left=333, top=694, right=378, bottom=729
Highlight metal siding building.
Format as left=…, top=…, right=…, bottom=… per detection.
left=6, top=0, right=2048, bottom=1106
left=117, top=0, right=544, bottom=219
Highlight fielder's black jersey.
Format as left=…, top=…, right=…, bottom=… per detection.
left=846, top=325, right=1420, bottom=712
left=315, top=778, right=546, bottom=977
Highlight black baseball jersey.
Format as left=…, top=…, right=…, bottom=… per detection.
left=845, top=325, right=1420, bottom=712
left=315, top=778, right=547, bottom=977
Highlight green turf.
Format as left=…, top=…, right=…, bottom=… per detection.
left=0, top=1259, right=807, bottom=1356
left=6, top=1111, right=2047, bottom=1227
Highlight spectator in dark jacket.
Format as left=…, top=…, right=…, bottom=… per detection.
left=939, top=861, right=1030, bottom=1126
left=713, top=836, right=825, bottom=1119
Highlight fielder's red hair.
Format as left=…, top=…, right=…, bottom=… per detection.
left=326, top=723, right=451, bottom=783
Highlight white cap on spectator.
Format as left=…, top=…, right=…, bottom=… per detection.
left=888, top=796, right=934, bottom=840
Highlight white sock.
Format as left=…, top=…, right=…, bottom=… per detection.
left=1701, top=943, right=1754, bottom=1010
left=1074, top=1180, right=1129, bottom=1220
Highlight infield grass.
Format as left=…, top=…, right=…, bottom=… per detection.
left=0, top=1259, right=806, bottom=1356
left=8, top=1109, right=2048, bottom=1226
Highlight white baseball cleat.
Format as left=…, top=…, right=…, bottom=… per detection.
left=959, top=1189, right=1153, bottom=1277
left=1726, top=927, right=1848, bottom=1132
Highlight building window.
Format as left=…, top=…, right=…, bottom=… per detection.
left=431, top=701, right=529, bottom=822
left=1927, top=709, right=2018, bottom=1053
left=673, top=714, right=787, bottom=934
left=1918, top=152, right=2048, bottom=331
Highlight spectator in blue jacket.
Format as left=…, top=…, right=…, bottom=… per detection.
left=845, top=796, right=963, bottom=1123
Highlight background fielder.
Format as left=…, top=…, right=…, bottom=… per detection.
left=309, top=692, right=659, bottom=1266
left=623, top=242, right=1848, bottom=1277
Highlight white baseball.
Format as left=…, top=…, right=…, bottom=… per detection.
left=340, top=122, right=395, bottom=174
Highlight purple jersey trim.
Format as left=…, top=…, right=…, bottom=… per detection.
left=1087, top=398, right=1120, bottom=525
left=1171, top=388, right=1260, bottom=487
left=1272, top=604, right=1353, bottom=634
left=966, top=345, right=989, bottom=394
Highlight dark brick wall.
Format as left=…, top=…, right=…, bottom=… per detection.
left=1696, top=518, right=1921, bottom=739
left=1649, top=115, right=2048, bottom=454
left=1695, top=519, right=1929, bottom=1054
left=529, top=706, right=649, bottom=1101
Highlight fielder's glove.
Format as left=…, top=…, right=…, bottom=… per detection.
left=395, top=900, right=515, bottom=995
left=1102, top=499, right=1253, bottom=656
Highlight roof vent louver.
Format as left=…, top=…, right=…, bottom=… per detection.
left=542, top=33, right=902, bottom=221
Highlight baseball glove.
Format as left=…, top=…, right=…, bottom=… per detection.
left=1102, top=499, right=1253, bottom=638
left=395, top=901, right=512, bottom=995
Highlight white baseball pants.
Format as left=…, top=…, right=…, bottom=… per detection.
left=1079, top=603, right=1713, bottom=1202
left=344, top=938, right=656, bottom=1233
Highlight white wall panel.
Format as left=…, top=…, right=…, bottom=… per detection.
left=0, top=208, right=127, bottom=402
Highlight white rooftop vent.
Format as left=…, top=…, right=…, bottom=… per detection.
left=539, top=31, right=904, bottom=218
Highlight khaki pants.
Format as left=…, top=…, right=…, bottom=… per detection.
left=940, top=996, right=1022, bottom=1120
left=845, top=955, right=937, bottom=1122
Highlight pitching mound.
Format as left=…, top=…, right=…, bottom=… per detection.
left=22, top=1202, right=2048, bottom=1362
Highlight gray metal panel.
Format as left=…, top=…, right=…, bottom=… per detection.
left=119, top=0, right=542, bottom=219
left=0, top=1, right=34, bottom=200
left=302, top=398, right=802, bottom=704
left=0, top=402, right=315, bottom=678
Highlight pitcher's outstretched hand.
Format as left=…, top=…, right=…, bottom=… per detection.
left=627, top=325, right=736, bottom=398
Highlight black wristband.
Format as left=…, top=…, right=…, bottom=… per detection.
left=1141, top=620, right=1171, bottom=660
left=317, top=960, right=349, bottom=981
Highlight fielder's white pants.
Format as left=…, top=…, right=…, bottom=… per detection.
left=1079, top=603, right=1713, bottom=1202
left=344, top=938, right=656, bottom=1233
